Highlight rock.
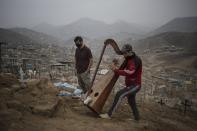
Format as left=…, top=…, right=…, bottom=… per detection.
left=0, top=73, right=19, bottom=88
left=31, top=98, right=60, bottom=117
left=9, top=122, right=24, bottom=131
left=11, top=84, right=21, bottom=92
left=35, top=79, right=58, bottom=94
left=0, top=102, right=7, bottom=110
left=166, top=98, right=181, bottom=108
left=0, top=109, right=22, bottom=130
left=31, top=90, right=38, bottom=97
left=0, top=88, right=11, bottom=96
left=7, top=100, right=27, bottom=112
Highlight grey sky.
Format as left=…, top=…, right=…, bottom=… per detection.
left=0, top=0, right=197, bottom=28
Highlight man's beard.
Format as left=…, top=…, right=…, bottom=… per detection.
left=76, top=44, right=82, bottom=48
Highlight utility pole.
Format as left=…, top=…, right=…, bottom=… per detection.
left=182, top=99, right=192, bottom=115
left=0, top=42, right=7, bottom=73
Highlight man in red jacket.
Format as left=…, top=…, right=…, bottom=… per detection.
left=100, top=44, right=142, bottom=121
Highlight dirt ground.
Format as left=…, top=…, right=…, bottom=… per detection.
left=0, top=73, right=197, bottom=131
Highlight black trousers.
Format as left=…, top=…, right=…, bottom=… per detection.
left=108, top=85, right=140, bottom=120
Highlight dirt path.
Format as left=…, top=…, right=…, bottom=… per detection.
left=6, top=97, right=196, bottom=131
left=0, top=74, right=197, bottom=131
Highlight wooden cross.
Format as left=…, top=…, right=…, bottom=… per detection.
left=181, top=99, right=192, bottom=115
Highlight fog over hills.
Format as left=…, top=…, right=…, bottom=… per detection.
left=117, top=16, right=197, bottom=52
left=32, top=18, right=151, bottom=41
left=32, top=16, right=197, bottom=45
left=1, top=16, right=197, bottom=53
left=150, top=16, right=197, bottom=35
left=134, top=32, right=197, bottom=53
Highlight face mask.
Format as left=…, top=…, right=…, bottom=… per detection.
left=124, top=51, right=134, bottom=59
left=75, top=42, right=82, bottom=48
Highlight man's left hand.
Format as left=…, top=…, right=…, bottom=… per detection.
left=110, top=63, right=118, bottom=71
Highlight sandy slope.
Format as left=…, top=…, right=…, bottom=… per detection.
left=0, top=74, right=196, bottom=131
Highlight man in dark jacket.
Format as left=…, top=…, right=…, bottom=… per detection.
left=74, top=36, right=93, bottom=94
left=100, top=44, right=142, bottom=121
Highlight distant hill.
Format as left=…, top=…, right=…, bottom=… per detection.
left=134, top=32, right=197, bottom=53
left=0, top=28, right=66, bottom=48
left=32, top=18, right=150, bottom=41
left=0, top=28, right=41, bottom=48
left=10, top=28, right=65, bottom=46
left=152, top=16, right=197, bottom=35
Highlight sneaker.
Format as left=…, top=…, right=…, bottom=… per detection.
left=135, top=117, right=140, bottom=121
left=72, top=95, right=81, bottom=99
left=134, top=115, right=140, bottom=121
left=80, top=94, right=86, bottom=101
left=99, top=113, right=111, bottom=119
left=83, top=96, right=92, bottom=105
left=127, top=118, right=139, bottom=122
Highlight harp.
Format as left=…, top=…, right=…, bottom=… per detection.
left=85, top=39, right=126, bottom=114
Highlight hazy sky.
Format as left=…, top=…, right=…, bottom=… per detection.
left=0, top=0, right=197, bottom=28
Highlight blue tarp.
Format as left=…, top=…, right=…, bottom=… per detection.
left=54, top=82, right=77, bottom=89
left=54, top=82, right=82, bottom=96
left=57, top=92, right=72, bottom=96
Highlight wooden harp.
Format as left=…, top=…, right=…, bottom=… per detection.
left=86, top=39, right=126, bottom=114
